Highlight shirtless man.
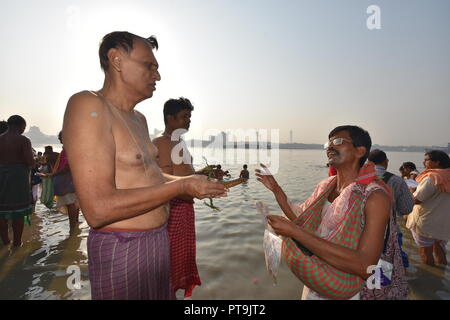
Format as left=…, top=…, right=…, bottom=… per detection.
left=214, top=164, right=228, bottom=180
left=239, top=164, right=250, bottom=180
left=0, top=115, right=34, bottom=247
left=153, top=97, right=205, bottom=298
left=62, top=31, right=226, bottom=300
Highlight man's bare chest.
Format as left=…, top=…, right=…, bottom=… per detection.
left=110, top=117, right=158, bottom=170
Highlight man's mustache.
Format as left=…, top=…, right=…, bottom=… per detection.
left=327, top=148, right=339, bottom=155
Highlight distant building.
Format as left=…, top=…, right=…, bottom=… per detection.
left=221, top=131, right=227, bottom=148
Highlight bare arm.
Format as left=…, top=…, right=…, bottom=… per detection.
left=153, top=137, right=174, bottom=176
left=268, top=190, right=391, bottom=279
left=63, top=92, right=225, bottom=228
left=154, top=136, right=196, bottom=200
left=22, top=138, right=35, bottom=167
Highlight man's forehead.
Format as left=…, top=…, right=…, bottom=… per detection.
left=330, top=130, right=351, bottom=140
left=130, top=39, right=157, bottom=61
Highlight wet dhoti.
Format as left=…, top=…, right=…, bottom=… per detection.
left=87, top=224, right=174, bottom=300
left=0, top=164, right=32, bottom=220
left=168, top=198, right=201, bottom=298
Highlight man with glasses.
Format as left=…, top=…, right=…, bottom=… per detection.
left=256, top=125, right=408, bottom=299
left=62, top=31, right=226, bottom=300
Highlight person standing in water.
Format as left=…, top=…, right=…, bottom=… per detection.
left=406, top=150, right=450, bottom=266
left=256, top=125, right=408, bottom=299
left=63, top=31, right=226, bottom=300
left=51, top=131, right=80, bottom=232
left=239, top=164, right=250, bottom=179
left=153, top=97, right=201, bottom=299
left=0, top=115, right=34, bottom=247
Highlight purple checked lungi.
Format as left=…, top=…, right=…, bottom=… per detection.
left=87, top=224, right=175, bottom=300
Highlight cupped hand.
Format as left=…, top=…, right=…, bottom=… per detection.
left=182, top=174, right=228, bottom=200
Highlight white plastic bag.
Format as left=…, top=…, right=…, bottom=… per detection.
left=263, top=229, right=283, bottom=284
left=256, top=201, right=283, bottom=284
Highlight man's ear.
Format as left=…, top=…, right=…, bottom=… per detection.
left=166, top=114, right=174, bottom=123
left=356, top=146, right=367, bottom=161
left=107, top=48, right=121, bottom=72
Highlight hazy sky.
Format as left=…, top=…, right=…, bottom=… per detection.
left=1, top=0, right=449, bottom=146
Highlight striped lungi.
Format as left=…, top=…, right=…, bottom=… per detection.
left=168, top=198, right=201, bottom=298
left=87, top=223, right=174, bottom=300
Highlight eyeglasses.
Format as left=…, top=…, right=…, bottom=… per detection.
left=324, top=138, right=352, bottom=149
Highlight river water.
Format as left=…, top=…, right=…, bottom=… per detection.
left=0, top=148, right=449, bottom=300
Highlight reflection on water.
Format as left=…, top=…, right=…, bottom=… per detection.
left=0, top=149, right=448, bottom=299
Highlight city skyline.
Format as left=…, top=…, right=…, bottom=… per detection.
left=1, top=0, right=449, bottom=146
left=24, top=125, right=448, bottom=150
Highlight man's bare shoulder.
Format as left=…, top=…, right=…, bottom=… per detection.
left=64, top=90, right=115, bottom=142
left=1, top=134, right=31, bottom=146
left=20, top=135, right=32, bottom=145
left=64, top=91, right=113, bottom=131
left=66, top=91, right=108, bottom=115
left=134, top=110, right=147, bottom=121
left=152, top=135, right=171, bottom=149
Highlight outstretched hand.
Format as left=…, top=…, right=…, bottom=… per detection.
left=255, top=163, right=280, bottom=193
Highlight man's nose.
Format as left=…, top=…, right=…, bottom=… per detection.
left=154, top=70, right=161, bottom=81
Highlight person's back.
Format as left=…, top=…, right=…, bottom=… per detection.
left=384, top=172, right=413, bottom=217
left=408, top=176, right=450, bottom=240
left=0, top=131, right=33, bottom=165
left=406, top=150, right=450, bottom=266
left=368, top=149, right=413, bottom=217
left=0, top=115, right=34, bottom=247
